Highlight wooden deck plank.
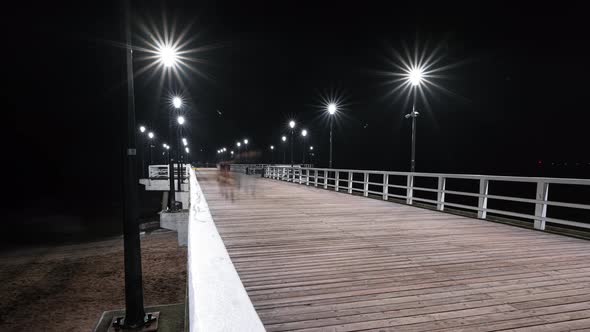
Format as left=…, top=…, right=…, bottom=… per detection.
left=196, top=170, right=590, bottom=331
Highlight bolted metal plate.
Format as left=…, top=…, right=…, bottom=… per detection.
left=107, top=312, right=159, bottom=332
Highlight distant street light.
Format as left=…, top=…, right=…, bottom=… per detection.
left=182, top=138, right=187, bottom=146
left=404, top=67, right=424, bottom=172
left=327, top=103, right=337, bottom=168
left=139, top=125, right=146, bottom=133
left=177, top=116, right=185, bottom=125
left=301, top=129, right=308, bottom=163
left=185, top=147, right=189, bottom=153
left=288, top=120, right=296, bottom=166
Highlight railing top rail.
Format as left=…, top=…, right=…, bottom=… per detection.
left=266, top=165, right=590, bottom=185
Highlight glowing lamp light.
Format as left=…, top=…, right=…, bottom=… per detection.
left=328, top=103, right=337, bottom=115
left=282, top=136, right=287, bottom=142
left=289, top=120, right=295, bottom=129
left=172, top=96, right=182, bottom=109
left=148, top=132, right=154, bottom=139
left=185, top=147, right=189, bottom=153
left=310, top=146, right=314, bottom=150
left=408, top=67, right=424, bottom=86
left=177, top=116, right=185, bottom=125
left=301, top=129, right=308, bottom=137
left=270, top=145, right=274, bottom=150
left=230, top=151, right=234, bottom=155
left=237, top=142, right=241, bottom=147
left=158, top=45, right=179, bottom=68
left=139, top=126, right=146, bottom=133
left=182, top=138, right=188, bottom=146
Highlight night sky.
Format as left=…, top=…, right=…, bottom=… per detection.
left=3, top=2, right=589, bottom=226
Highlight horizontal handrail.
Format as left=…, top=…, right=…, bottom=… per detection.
left=263, top=166, right=590, bottom=231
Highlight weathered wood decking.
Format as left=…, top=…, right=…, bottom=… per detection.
left=196, top=169, right=590, bottom=331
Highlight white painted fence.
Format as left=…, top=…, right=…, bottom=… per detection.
left=147, top=164, right=191, bottom=180
left=229, top=163, right=313, bottom=175
left=264, top=166, right=590, bottom=231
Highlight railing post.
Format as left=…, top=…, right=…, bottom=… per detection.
left=314, top=170, right=318, bottom=187
left=348, top=172, right=353, bottom=194
left=382, top=174, right=389, bottom=200
left=363, top=173, right=369, bottom=197
left=437, top=176, right=446, bottom=211
left=534, top=181, right=549, bottom=230
left=282, top=168, right=286, bottom=181
left=324, top=170, right=328, bottom=189
left=335, top=171, right=339, bottom=191
left=299, top=168, right=303, bottom=184
left=477, top=178, right=489, bottom=219
left=306, top=169, right=310, bottom=185
left=406, top=174, right=414, bottom=204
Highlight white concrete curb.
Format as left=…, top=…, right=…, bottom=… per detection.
left=187, top=169, right=265, bottom=332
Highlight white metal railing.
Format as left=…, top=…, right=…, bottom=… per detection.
left=229, top=163, right=313, bottom=175
left=264, top=166, right=590, bottom=231
left=147, top=164, right=191, bottom=180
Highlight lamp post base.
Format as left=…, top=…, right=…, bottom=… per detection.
left=108, top=312, right=159, bottom=331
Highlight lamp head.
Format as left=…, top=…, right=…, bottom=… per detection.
left=408, top=67, right=424, bottom=86
left=328, top=103, right=337, bottom=115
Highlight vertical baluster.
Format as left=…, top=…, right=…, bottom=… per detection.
left=348, top=172, right=353, bottom=194
left=335, top=171, right=340, bottom=191
left=477, top=178, right=489, bottom=219
left=534, top=181, right=549, bottom=230
left=363, top=173, right=369, bottom=197
left=437, top=177, right=446, bottom=211
left=383, top=174, right=389, bottom=200
left=406, top=174, right=414, bottom=204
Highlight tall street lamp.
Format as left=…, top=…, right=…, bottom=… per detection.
left=243, top=139, right=249, bottom=162
left=138, top=126, right=147, bottom=178
left=289, top=120, right=295, bottom=166
left=301, top=129, right=308, bottom=163
left=404, top=67, right=423, bottom=172
left=167, top=97, right=182, bottom=210
left=327, top=103, right=337, bottom=168
left=281, top=135, right=287, bottom=164
left=147, top=132, right=155, bottom=165
left=270, top=145, right=274, bottom=164
left=176, top=115, right=185, bottom=191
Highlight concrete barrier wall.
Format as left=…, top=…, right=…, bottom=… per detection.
left=187, top=169, right=265, bottom=332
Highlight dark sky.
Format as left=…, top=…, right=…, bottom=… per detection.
left=2, top=1, right=589, bottom=217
